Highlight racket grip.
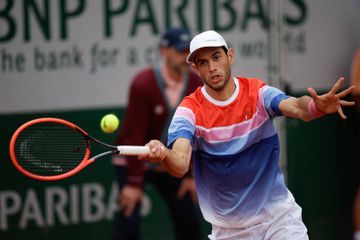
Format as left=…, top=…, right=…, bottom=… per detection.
left=117, top=146, right=150, bottom=155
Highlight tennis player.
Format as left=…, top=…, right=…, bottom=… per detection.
left=139, top=30, right=355, bottom=239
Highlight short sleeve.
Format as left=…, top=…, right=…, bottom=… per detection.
left=262, top=86, right=290, bottom=118
left=167, top=106, right=196, bottom=148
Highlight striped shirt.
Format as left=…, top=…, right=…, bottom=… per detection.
left=167, top=76, right=290, bottom=228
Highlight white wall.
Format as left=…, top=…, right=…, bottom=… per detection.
left=0, top=0, right=359, bottom=113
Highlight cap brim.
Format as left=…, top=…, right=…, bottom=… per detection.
left=186, top=52, right=196, bottom=64
left=186, top=42, right=227, bottom=63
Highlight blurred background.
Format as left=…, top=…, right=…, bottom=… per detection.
left=0, top=0, right=359, bottom=239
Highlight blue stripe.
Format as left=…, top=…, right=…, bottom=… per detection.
left=167, top=117, right=195, bottom=147
left=263, top=86, right=289, bottom=118
left=270, top=94, right=289, bottom=117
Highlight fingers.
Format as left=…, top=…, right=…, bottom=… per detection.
left=337, top=106, right=347, bottom=119
left=336, top=85, right=355, bottom=98
left=177, top=186, right=186, bottom=200
left=138, top=152, right=148, bottom=160
left=177, top=179, right=198, bottom=204
left=120, top=193, right=138, bottom=218
left=340, top=100, right=355, bottom=106
left=119, top=186, right=143, bottom=218
left=123, top=199, right=136, bottom=217
left=119, top=193, right=127, bottom=213
left=191, top=191, right=198, bottom=205
left=307, top=87, right=319, bottom=100
left=177, top=185, right=198, bottom=205
left=138, top=140, right=166, bottom=162
left=306, top=77, right=354, bottom=120
left=119, top=195, right=128, bottom=215
left=329, top=77, right=345, bottom=94
left=338, top=100, right=355, bottom=119
left=149, top=141, right=162, bottom=154
left=148, top=140, right=166, bottom=161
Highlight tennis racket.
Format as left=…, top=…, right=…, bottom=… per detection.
left=9, top=117, right=149, bottom=181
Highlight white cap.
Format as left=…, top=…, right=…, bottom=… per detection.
left=186, top=30, right=228, bottom=63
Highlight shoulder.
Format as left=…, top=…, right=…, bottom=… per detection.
left=237, top=76, right=265, bottom=90
left=236, top=76, right=266, bottom=100
left=180, top=87, right=203, bottom=113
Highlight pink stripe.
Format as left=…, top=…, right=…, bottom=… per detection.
left=175, top=107, right=195, bottom=125
left=196, top=111, right=269, bottom=142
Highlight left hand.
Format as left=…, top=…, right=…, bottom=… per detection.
left=307, top=77, right=355, bottom=119
left=177, top=177, right=198, bottom=204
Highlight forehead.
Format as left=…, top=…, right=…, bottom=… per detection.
left=194, top=47, right=223, bottom=60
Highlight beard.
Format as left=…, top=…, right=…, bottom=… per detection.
left=204, top=67, right=232, bottom=91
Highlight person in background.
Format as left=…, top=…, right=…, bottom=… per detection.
left=112, top=27, right=203, bottom=240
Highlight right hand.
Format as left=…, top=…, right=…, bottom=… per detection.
left=119, top=184, right=143, bottom=217
left=138, top=140, right=167, bottom=163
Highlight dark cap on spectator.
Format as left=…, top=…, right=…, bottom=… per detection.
left=160, top=27, right=191, bottom=51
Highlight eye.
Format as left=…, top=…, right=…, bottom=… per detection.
left=213, top=54, right=220, bottom=61
left=198, top=60, right=207, bottom=66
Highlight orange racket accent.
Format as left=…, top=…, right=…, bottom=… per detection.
left=9, top=118, right=149, bottom=181
left=9, top=118, right=92, bottom=181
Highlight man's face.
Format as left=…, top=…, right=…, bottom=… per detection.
left=162, top=47, right=190, bottom=75
left=192, top=47, right=234, bottom=91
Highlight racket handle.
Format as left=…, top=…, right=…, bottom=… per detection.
left=117, top=146, right=150, bottom=155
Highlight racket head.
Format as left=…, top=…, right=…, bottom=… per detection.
left=9, top=118, right=93, bottom=181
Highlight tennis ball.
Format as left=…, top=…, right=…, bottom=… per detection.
left=100, top=114, right=119, bottom=133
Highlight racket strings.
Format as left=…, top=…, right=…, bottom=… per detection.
left=14, top=123, right=88, bottom=176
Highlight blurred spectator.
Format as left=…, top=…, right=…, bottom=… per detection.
left=112, top=27, right=203, bottom=240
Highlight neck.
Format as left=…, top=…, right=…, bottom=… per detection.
left=205, top=76, right=236, bottom=101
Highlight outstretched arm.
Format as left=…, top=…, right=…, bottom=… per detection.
left=279, top=77, right=355, bottom=121
left=138, top=138, right=192, bottom=178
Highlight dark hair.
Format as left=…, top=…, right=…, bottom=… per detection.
left=193, top=46, right=229, bottom=64
left=221, top=46, right=228, bottom=54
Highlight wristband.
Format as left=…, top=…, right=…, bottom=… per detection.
left=308, top=99, right=325, bottom=117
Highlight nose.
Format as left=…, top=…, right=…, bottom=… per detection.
left=208, top=60, right=216, bottom=73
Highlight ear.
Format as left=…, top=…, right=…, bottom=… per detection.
left=191, top=63, right=197, bottom=71
left=227, top=48, right=235, bottom=64
left=191, top=63, right=201, bottom=76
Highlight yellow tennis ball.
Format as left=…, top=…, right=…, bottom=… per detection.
left=100, top=114, right=119, bottom=133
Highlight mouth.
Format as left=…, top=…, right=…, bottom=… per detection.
left=210, top=74, right=221, bottom=83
